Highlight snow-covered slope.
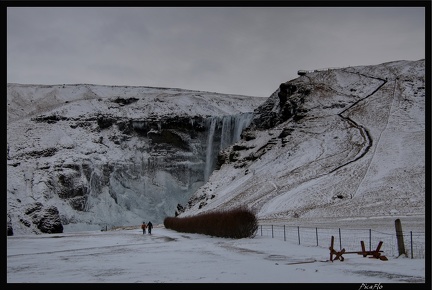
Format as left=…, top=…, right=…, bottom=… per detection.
left=7, top=84, right=265, bottom=235
left=179, top=59, right=426, bottom=226
left=7, top=84, right=264, bottom=122
left=7, top=59, right=426, bottom=235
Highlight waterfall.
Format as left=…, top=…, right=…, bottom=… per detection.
left=204, top=113, right=254, bottom=182
left=220, top=116, right=233, bottom=150
left=233, top=113, right=254, bottom=142
left=204, top=117, right=217, bottom=182
left=223, top=113, right=254, bottom=149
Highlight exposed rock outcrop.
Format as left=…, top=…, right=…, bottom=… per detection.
left=17, top=202, right=64, bottom=234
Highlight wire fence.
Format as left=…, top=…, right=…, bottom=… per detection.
left=257, top=224, right=425, bottom=259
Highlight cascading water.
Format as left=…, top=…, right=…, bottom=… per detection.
left=220, top=116, right=233, bottom=150
left=204, top=117, right=217, bottom=182
left=204, top=113, right=254, bottom=182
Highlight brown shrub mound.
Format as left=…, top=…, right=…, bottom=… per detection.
left=164, top=207, right=258, bottom=239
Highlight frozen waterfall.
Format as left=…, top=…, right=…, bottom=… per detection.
left=60, top=112, right=255, bottom=232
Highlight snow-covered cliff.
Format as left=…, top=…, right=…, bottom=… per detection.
left=180, top=59, right=426, bottom=225
left=7, top=59, right=425, bottom=235
left=7, top=84, right=264, bottom=234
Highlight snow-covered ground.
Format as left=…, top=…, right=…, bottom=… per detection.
left=7, top=223, right=426, bottom=283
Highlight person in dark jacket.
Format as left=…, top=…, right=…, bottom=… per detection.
left=147, top=221, right=153, bottom=234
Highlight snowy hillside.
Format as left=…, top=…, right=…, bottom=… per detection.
left=6, top=59, right=426, bottom=236
left=7, top=84, right=265, bottom=235
left=179, top=59, right=426, bottom=227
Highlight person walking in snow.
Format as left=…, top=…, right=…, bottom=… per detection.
left=147, top=221, right=153, bottom=234
left=141, top=222, right=147, bottom=234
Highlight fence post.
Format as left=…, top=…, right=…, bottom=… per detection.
left=315, top=227, right=318, bottom=246
left=410, top=231, right=413, bottom=259
left=272, top=225, right=274, bottom=238
left=284, top=225, right=286, bottom=242
left=395, top=219, right=407, bottom=257
left=369, top=229, right=371, bottom=251
left=339, top=228, right=342, bottom=250
left=260, top=225, right=262, bottom=236
left=297, top=226, right=300, bottom=245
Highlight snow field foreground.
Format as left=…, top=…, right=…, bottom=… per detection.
left=7, top=224, right=426, bottom=283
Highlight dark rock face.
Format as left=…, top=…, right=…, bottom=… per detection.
left=24, top=202, right=64, bottom=234
left=214, top=81, right=311, bottom=170
left=57, top=172, right=86, bottom=198
left=7, top=214, right=13, bottom=236
left=112, top=97, right=139, bottom=106
left=147, top=129, right=191, bottom=151
left=97, top=116, right=115, bottom=129
left=249, top=82, right=310, bottom=131
left=7, top=226, right=14, bottom=236
left=278, top=128, right=294, bottom=138
left=278, top=83, right=296, bottom=105
left=33, top=114, right=68, bottom=124
left=37, top=206, right=64, bottom=234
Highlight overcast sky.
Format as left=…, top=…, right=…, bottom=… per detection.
left=7, top=6, right=426, bottom=97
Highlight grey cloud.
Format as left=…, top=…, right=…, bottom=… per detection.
left=7, top=6, right=425, bottom=97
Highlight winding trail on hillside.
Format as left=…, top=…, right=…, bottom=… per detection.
left=328, top=72, right=388, bottom=173
left=347, top=66, right=401, bottom=198
left=210, top=71, right=392, bottom=212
